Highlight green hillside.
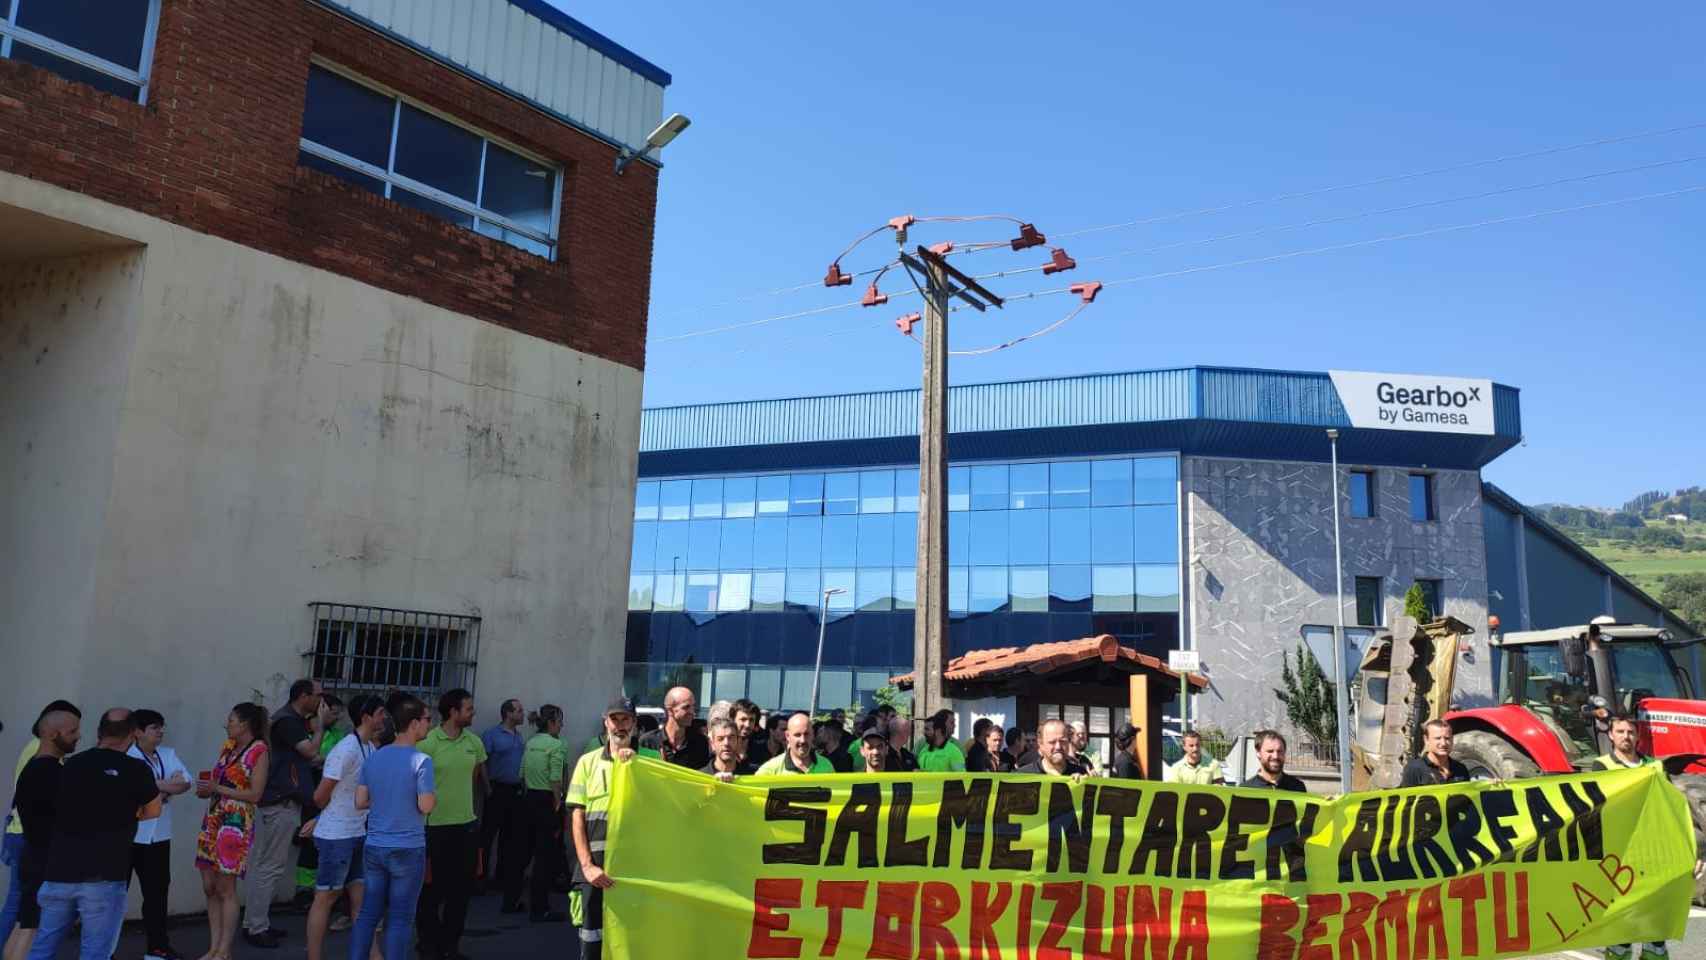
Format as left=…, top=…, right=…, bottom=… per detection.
left=1538, top=490, right=1706, bottom=630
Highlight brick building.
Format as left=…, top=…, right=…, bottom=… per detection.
left=0, top=0, right=672, bottom=912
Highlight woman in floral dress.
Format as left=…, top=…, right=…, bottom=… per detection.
left=194, top=703, right=270, bottom=960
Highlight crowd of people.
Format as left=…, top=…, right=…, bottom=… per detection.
left=1, top=687, right=1695, bottom=960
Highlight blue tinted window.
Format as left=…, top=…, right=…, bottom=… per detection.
left=757, top=476, right=790, bottom=514
left=752, top=518, right=788, bottom=569
left=1133, top=456, right=1177, bottom=504
left=691, top=478, right=723, bottom=518
left=857, top=515, right=894, bottom=566
left=822, top=516, right=858, bottom=567
left=1049, top=507, right=1091, bottom=563
left=971, top=567, right=1008, bottom=614
left=1011, top=567, right=1049, bottom=612
left=948, top=467, right=970, bottom=511
left=394, top=104, right=482, bottom=202
left=892, top=512, right=918, bottom=566
left=684, top=572, right=719, bottom=612
left=634, top=481, right=659, bottom=521
left=1137, top=564, right=1180, bottom=612
left=860, top=470, right=894, bottom=513
left=1050, top=461, right=1091, bottom=508
left=894, top=569, right=916, bottom=610
left=1090, top=506, right=1135, bottom=563
left=393, top=188, right=473, bottom=228
left=16, top=0, right=151, bottom=69
left=1409, top=474, right=1435, bottom=522
left=894, top=469, right=920, bottom=512
left=970, top=465, right=1008, bottom=511
left=688, top=519, right=721, bottom=569
left=786, top=568, right=821, bottom=609
left=969, top=511, right=1008, bottom=566
left=653, top=522, right=689, bottom=572
left=659, top=480, right=691, bottom=521
left=302, top=67, right=395, bottom=168
left=825, top=473, right=859, bottom=515
left=630, top=522, right=656, bottom=572
left=718, top=572, right=752, bottom=612
left=949, top=568, right=969, bottom=615
left=1349, top=472, right=1374, bottom=518
left=1093, top=565, right=1135, bottom=612
left=1009, top=509, right=1049, bottom=565
left=720, top=518, right=754, bottom=569
left=857, top=568, right=893, bottom=611
left=787, top=517, right=822, bottom=567
left=1049, top=565, right=1092, bottom=612
left=1010, top=463, right=1049, bottom=509
left=790, top=474, right=824, bottom=516
left=752, top=571, right=786, bottom=611
left=723, top=477, right=756, bottom=518
left=627, top=574, right=653, bottom=611
left=824, top=570, right=856, bottom=611
left=480, top=143, right=555, bottom=235
left=1134, top=505, right=1178, bottom=563
left=949, top=512, right=968, bottom=565
left=653, top=573, right=684, bottom=611
left=1091, top=459, right=1133, bottom=506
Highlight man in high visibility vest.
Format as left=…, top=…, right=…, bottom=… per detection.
left=1596, top=713, right=1704, bottom=960
left=566, top=696, right=640, bottom=960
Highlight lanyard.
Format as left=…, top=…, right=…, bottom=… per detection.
left=143, top=750, right=165, bottom=780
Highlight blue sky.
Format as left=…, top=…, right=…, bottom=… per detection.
left=562, top=3, right=1705, bottom=509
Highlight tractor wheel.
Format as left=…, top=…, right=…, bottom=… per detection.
left=1451, top=730, right=1540, bottom=782
left=1672, top=773, right=1706, bottom=906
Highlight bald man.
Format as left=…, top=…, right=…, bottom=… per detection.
left=755, top=714, right=833, bottom=775
left=637, top=686, right=710, bottom=769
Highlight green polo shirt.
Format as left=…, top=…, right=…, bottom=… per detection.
left=1167, top=757, right=1223, bottom=785
left=417, top=725, right=487, bottom=826
left=756, top=752, right=834, bottom=775
left=523, top=732, right=568, bottom=791
left=915, top=741, right=965, bottom=772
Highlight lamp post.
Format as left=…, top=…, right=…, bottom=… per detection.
left=1326, top=429, right=1353, bottom=794
left=809, top=587, right=847, bottom=717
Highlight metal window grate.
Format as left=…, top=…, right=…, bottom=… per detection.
left=305, top=602, right=480, bottom=703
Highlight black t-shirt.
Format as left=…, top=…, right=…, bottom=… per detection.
left=14, top=756, right=63, bottom=877
left=638, top=727, right=711, bottom=770
left=1398, top=755, right=1470, bottom=788
left=697, top=758, right=759, bottom=777
left=44, top=748, right=158, bottom=883
left=262, top=707, right=315, bottom=805
left=1015, top=757, right=1090, bottom=776
left=1241, top=772, right=1309, bottom=793
left=1111, top=749, right=1143, bottom=780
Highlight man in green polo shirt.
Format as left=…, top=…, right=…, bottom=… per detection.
left=415, top=688, right=487, bottom=960
left=1165, top=730, right=1224, bottom=785
left=567, top=696, right=644, bottom=960
left=915, top=710, right=965, bottom=772
left=755, top=713, right=833, bottom=775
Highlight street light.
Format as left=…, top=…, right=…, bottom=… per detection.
left=1326, top=429, right=1353, bottom=794
left=615, top=112, right=692, bottom=175
left=808, top=587, right=847, bottom=717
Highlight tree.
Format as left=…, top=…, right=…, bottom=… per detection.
left=871, top=684, right=911, bottom=718
left=1275, top=644, right=1337, bottom=746
left=1660, top=573, right=1706, bottom=633
left=1404, top=582, right=1430, bottom=622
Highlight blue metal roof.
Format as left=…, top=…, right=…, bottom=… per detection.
left=639, top=366, right=1522, bottom=476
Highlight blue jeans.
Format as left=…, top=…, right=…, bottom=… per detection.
left=350, top=846, right=425, bottom=960
left=26, top=880, right=129, bottom=960
left=0, top=831, right=24, bottom=943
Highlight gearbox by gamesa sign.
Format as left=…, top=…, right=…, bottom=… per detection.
left=1328, top=370, right=1496, bottom=435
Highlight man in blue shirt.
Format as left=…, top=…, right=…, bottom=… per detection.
left=352, top=696, right=437, bottom=960
left=477, top=699, right=526, bottom=902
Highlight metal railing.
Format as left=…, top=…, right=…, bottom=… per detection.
left=305, top=602, right=479, bottom=704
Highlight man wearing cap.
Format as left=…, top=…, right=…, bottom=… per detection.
left=856, top=728, right=892, bottom=773
left=565, top=698, right=640, bottom=960
left=755, top=714, right=833, bottom=775
left=698, top=719, right=758, bottom=782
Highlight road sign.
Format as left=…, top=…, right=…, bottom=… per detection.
left=1168, top=650, right=1199, bottom=674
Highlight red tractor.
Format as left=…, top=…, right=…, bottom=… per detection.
left=1444, top=618, right=1706, bottom=901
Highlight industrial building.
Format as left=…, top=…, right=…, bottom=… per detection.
left=630, top=366, right=1697, bottom=753
left=1, top=0, right=671, bottom=913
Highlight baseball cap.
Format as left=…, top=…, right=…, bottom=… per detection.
left=604, top=695, right=636, bottom=717
left=860, top=728, right=888, bottom=744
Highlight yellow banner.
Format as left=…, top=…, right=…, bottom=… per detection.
left=604, top=759, right=1695, bottom=959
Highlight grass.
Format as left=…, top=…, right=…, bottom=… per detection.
left=1571, top=519, right=1706, bottom=596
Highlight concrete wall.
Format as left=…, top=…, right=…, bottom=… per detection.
left=1184, top=456, right=1493, bottom=740
left=0, top=172, right=642, bottom=914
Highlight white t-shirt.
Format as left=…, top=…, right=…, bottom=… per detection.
left=314, top=735, right=374, bottom=840
left=129, top=745, right=190, bottom=844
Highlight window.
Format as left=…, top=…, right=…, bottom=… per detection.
left=1415, top=579, right=1442, bottom=620
left=1050, top=461, right=1092, bottom=508
left=659, top=480, right=691, bottom=521
left=1409, top=474, right=1436, bottom=522
left=298, top=64, right=561, bottom=259
left=1091, top=459, right=1133, bottom=506
left=1010, top=463, right=1049, bottom=509
left=691, top=479, right=723, bottom=518
left=756, top=476, right=790, bottom=515
left=789, top=474, right=824, bottom=516
left=1, top=0, right=159, bottom=102
left=970, top=465, right=1008, bottom=511
left=722, top=477, right=756, bottom=518
left=308, top=602, right=479, bottom=701
left=1355, top=577, right=1384, bottom=626
left=1349, top=471, right=1375, bottom=519
left=859, top=471, right=894, bottom=514
left=825, top=473, right=859, bottom=515
left=634, top=482, right=659, bottom=521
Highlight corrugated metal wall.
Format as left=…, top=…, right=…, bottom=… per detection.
left=319, top=0, right=667, bottom=153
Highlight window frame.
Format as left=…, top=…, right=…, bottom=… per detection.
left=1354, top=576, right=1385, bottom=627
left=1408, top=472, right=1437, bottom=523
left=0, top=0, right=161, bottom=103
left=1348, top=470, right=1376, bottom=519
left=298, top=59, right=564, bottom=261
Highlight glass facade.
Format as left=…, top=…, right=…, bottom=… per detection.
left=627, top=456, right=1181, bottom=711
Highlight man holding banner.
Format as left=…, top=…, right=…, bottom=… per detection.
left=565, top=696, right=639, bottom=960
left=755, top=714, right=833, bottom=776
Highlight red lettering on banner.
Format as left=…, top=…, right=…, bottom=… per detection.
left=1572, top=881, right=1608, bottom=922
left=1373, top=889, right=1412, bottom=960
left=1130, top=886, right=1173, bottom=960
left=1036, top=882, right=1082, bottom=960
left=1337, top=892, right=1377, bottom=960
left=1016, top=884, right=1034, bottom=960
left=1256, top=894, right=1299, bottom=960
left=815, top=881, right=868, bottom=958
left=1173, top=890, right=1209, bottom=960
left=1411, top=885, right=1447, bottom=960
left=1299, top=894, right=1341, bottom=960
left=1083, top=885, right=1128, bottom=960
left=968, top=882, right=1011, bottom=960
left=1599, top=856, right=1635, bottom=895
left=1492, top=872, right=1530, bottom=953
left=868, top=882, right=919, bottom=960
left=749, top=878, right=805, bottom=959
left=1447, top=874, right=1486, bottom=957
left=918, top=882, right=962, bottom=960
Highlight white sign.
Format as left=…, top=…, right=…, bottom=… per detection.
left=1328, top=370, right=1495, bottom=435
left=1167, top=650, right=1200, bottom=674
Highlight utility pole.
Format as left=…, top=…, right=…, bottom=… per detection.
left=912, top=253, right=952, bottom=724
left=1327, top=428, right=1353, bottom=794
